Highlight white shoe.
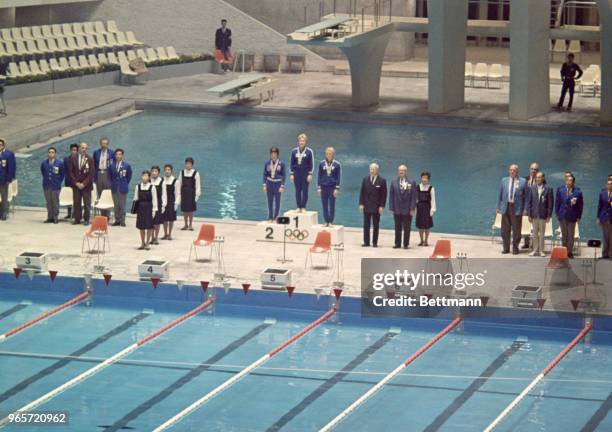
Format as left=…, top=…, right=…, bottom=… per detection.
left=529, top=251, right=537, bottom=257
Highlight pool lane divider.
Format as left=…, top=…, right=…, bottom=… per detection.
left=0, top=291, right=92, bottom=343
left=153, top=306, right=339, bottom=432
left=319, top=316, right=464, bottom=432
left=483, top=322, right=593, bottom=432
left=0, top=297, right=215, bottom=428
left=0, top=311, right=151, bottom=404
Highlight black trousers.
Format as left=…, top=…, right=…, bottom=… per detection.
left=501, top=205, right=522, bottom=253
left=363, top=212, right=380, bottom=246
left=394, top=214, right=412, bottom=247
left=558, top=79, right=575, bottom=108
left=73, top=187, right=92, bottom=223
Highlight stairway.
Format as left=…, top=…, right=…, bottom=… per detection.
left=550, top=0, right=565, bottom=28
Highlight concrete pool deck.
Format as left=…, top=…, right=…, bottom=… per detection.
left=1, top=70, right=610, bottom=151
left=0, top=207, right=609, bottom=316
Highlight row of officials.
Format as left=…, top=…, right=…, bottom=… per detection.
left=1, top=136, right=612, bottom=258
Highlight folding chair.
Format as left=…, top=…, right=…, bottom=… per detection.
left=189, top=224, right=216, bottom=262
left=305, top=231, right=332, bottom=269
left=82, top=215, right=110, bottom=254
left=544, top=246, right=571, bottom=286
left=426, top=239, right=453, bottom=276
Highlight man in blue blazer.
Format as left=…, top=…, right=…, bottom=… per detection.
left=597, top=178, right=612, bottom=259
left=525, top=171, right=553, bottom=257
left=40, top=147, right=64, bottom=224
left=389, top=165, right=417, bottom=249
left=555, top=173, right=583, bottom=258
left=93, top=137, right=114, bottom=217
left=0, top=138, right=16, bottom=221
left=110, top=149, right=132, bottom=227
left=497, top=164, right=527, bottom=254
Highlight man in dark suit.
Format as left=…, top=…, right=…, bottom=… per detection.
left=597, top=178, right=612, bottom=259
left=525, top=171, right=553, bottom=257
left=63, top=143, right=78, bottom=219
left=555, top=173, right=583, bottom=258
left=388, top=164, right=417, bottom=249
left=215, top=19, right=232, bottom=72
left=522, top=162, right=539, bottom=249
left=359, top=163, right=387, bottom=247
left=69, top=142, right=94, bottom=225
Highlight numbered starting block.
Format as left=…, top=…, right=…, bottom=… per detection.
left=138, top=259, right=170, bottom=281
left=311, top=224, right=344, bottom=245
left=16, top=252, right=48, bottom=273
left=261, top=268, right=292, bottom=290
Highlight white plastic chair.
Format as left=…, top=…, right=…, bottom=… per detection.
left=97, top=52, right=109, bottom=64
left=136, top=48, right=149, bottom=62
left=464, top=62, right=473, bottom=87
left=107, top=52, right=119, bottom=65
left=107, top=20, right=120, bottom=33
left=59, top=57, right=70, bottom=70
left=126, top=31, right=143, bottom=46
left=18, top=61, right=31, bottom=76
left=78, top=55, right=89, bottom=68
left=473, top=63, right=488, bottom=88
left=28, top=60, right=42, bottom=75
left=552, top=39, right=567, bottom=62
left=39, top=59, right=51, bottom=74
left=62, top=23, right=75, bottom=36
left=146, top=47, right=158, bottom=62
left=127, top=49, right=137, bottom=61
left=491, top=212, right=502, bottom=243
left=487, top=63, right=503, bottom=89
left=94, top=21, right=107, bottom=35
left=59, top=187, right=73, bottom=211
left=51, top=24, right=63, bottom=38
left=94, top=189, right=114, bottom=217
left=88, top=54, right=100, bottom=68
left=68, top=56, right=80, bottom=69
left=166, top=46, right=179, bottom=60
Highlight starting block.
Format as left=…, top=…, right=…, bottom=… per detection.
left=311, top=224, right=344, bottom=245
left=16, top=252, right=48, bottom=273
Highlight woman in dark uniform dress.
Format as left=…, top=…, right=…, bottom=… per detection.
left=134, top=170, right=157, bottom=250
left=179, top=157, right=201, bottom=231
left=150, top=166, right=164, bottom=245
left=162, top=164, right=179, bottom=240
left=416, top=171, right=437, bottom=247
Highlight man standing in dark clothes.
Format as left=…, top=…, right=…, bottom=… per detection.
left=215, top=19, right=232, bottom=72
left=359, top=163, right=387, bottom=248
left=557, top=53, right=583, bottom=112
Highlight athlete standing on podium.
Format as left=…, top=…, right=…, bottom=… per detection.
left=317, top=147, right=341, bottom=227
left=263, top=147, right=286, bottom=223
left=290, top=133, right=314, bottom=212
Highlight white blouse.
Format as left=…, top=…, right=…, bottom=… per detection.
left=419, top=183, right=437, bottom=216
left=134, top=182, right=157, bottom=217
left=151, top=176, right=166, bottom=212
left=163, top=175, right=181, bottom=211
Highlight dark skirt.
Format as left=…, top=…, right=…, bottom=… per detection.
left=163, top=207, right=177, bottom=222
left=153, top=210, right=163, bottom=226
left=416, top=202, right=433, bottom=229
left=136, top=201, right=154, bottom=230
left=181, top=191, right=196, bottom=213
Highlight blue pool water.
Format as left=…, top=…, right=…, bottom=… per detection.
left=0, top=277, right=611, bottom=431
left=15, top=111, right=612, bottom=238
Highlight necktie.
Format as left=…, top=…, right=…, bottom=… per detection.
left=510, top=179, right=515, bottom=201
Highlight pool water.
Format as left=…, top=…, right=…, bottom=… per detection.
left=15, top=111, right=612, bottom=239
left=0, top=284, right=611, bottom=431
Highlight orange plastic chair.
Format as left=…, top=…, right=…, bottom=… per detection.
left=82, top=215, right=110, bottom=254
left=544, top=246, right=571, bottom=285
left=430, top=240, right=451, bottom=259
left=306, top=231, right=332, bottom=268
left=189, top=224, right=216, bottom=262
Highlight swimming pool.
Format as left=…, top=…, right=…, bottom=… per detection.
left=15, top=111, right=612, bottom=239
left=0, top=276, right=611, bottom=431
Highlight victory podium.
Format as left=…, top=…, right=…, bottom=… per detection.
left=257, top=210, right=319, bottom=243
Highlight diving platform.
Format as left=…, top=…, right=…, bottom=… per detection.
left=207, top=74, right=278, bottom=103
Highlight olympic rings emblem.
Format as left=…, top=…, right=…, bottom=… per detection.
left=285, top=228, right=309, bottom=241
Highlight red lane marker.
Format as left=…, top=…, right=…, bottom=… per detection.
left=151, top=277, right=160, bottom=289
left=200, top=281, right=209, bottom=293
left=480, top=296, right=489, bottom=307
left=403, top=316, right=463, bottom=367
left=103, top=274, right=112, bottom=286
left=542, top=323, right=592, bottom=375
left=242, top=283, right=251, bottom=295
left=269, top=307, right=337, bottom=357
left=13, top=268, right=22, bottom=278
left=3, top=291, right=92, bottom=339
left=137, top=298, right=215, bottom=346
left=537, top=298, right=546, bottom=309
left=49, top=270, right=58, bottom=281
left=570, top=299, right=580, bottom=311
left=286, top=286, right=295, bottom=298
left=333, top=288, right=342, bottom=300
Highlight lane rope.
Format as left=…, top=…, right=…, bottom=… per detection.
left=0, top=298, right=215, bottom=428
left=319, top=316, right=463, bottom=432
left=153, top=307, right=337, bottom=432
left=483, top=322, right=592, bottom=432
left=0, top=291, right=91, bottom=342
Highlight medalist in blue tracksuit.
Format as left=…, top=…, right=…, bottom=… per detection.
left=110, top=159, right=132, bottom=226
left=317, top=159, right=341, bottom=224
left=40, top=157, right=64, bottom=222
left=0, top=145, right=16, bottom=220
left=263, top=158, right=286, bottom=220
left=290, top=146, right=314, bottom=209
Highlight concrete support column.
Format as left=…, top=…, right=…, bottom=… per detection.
left=340, top=25, right=394, bottom=108
left=509, top=0, right=550, bottom=120
left=0, top=8, right=15, bottom=28
left=427, top=0, right=468, bottom=114
left=598, top=0, right=612, bottom=125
